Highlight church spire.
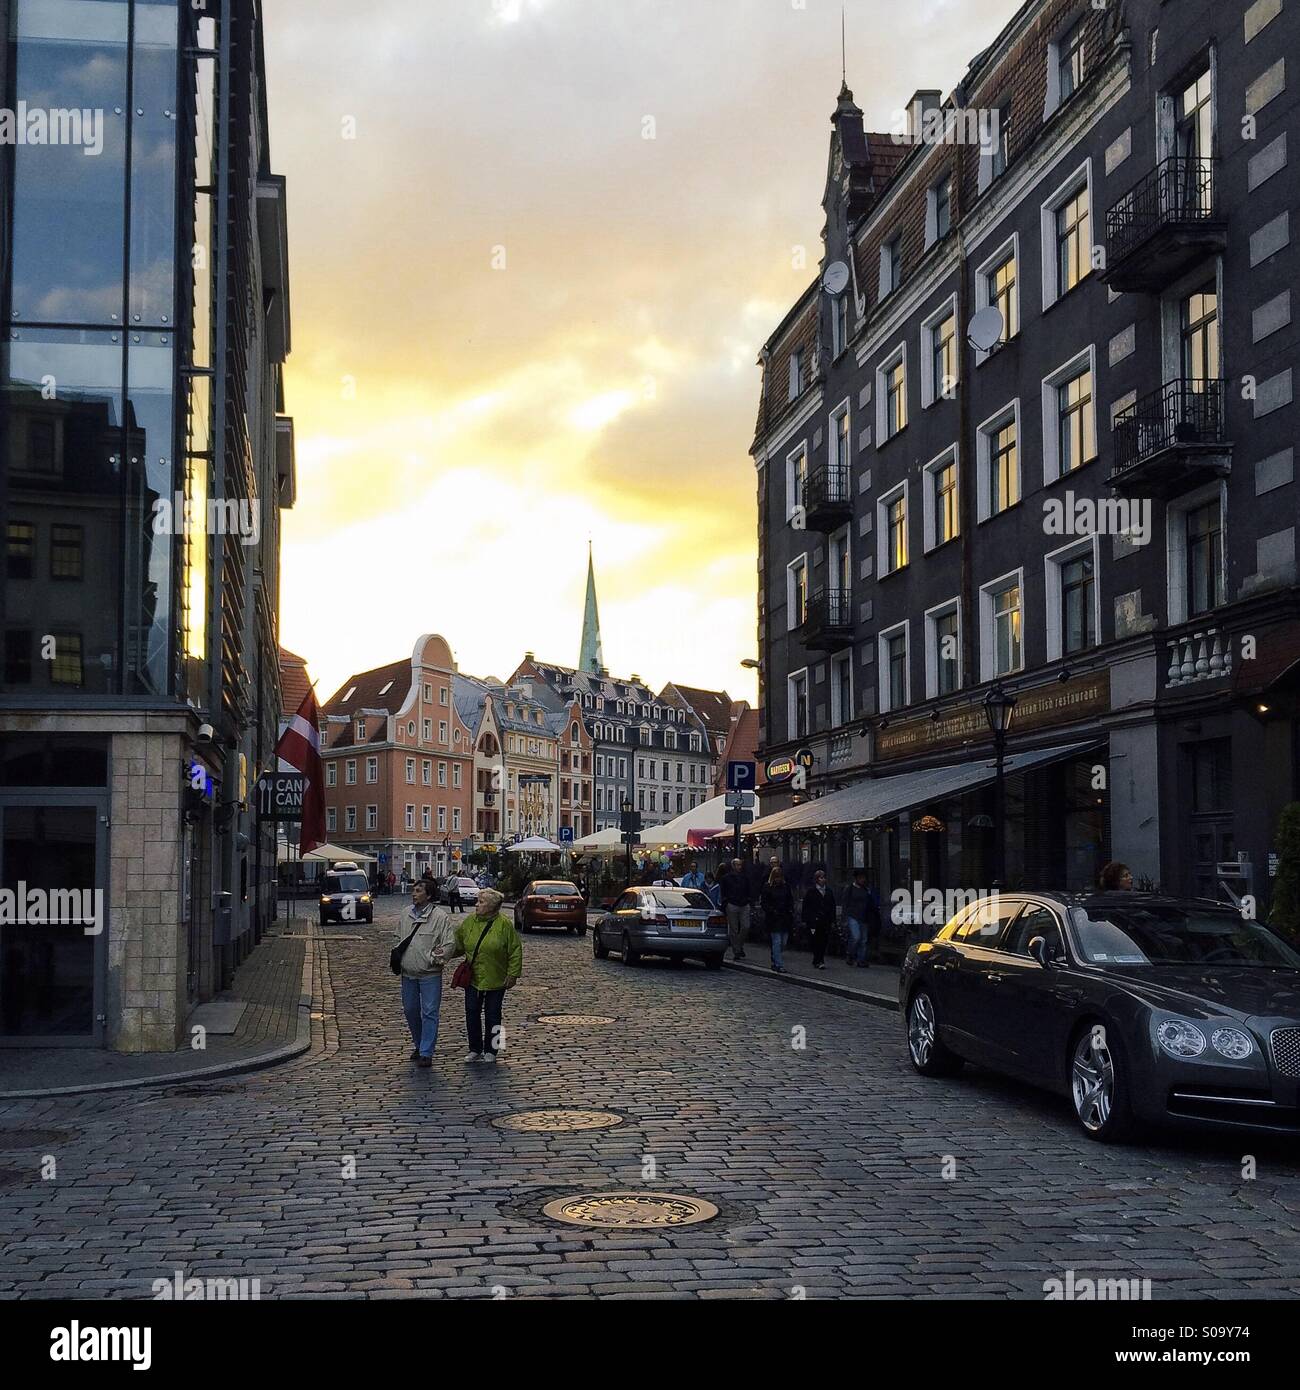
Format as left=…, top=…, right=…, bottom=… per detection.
left=579, top=542, right=604, bottom=676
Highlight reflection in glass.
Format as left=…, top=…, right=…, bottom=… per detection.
left=10, top=0, right=130, bottom=325
left=129, top=2, right=180, bottom=326
left=2, top=329, right=125, bottom=694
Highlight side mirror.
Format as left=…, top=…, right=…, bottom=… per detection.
left=1027, top=935, right=1050, bottom=967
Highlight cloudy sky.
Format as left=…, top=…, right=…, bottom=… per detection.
left=267, top=0, right=1021, bottom=704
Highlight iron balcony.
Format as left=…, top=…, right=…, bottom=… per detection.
left=1103, top=157, right=1226, bottom=293
left=800, top=587, right=855, bottom=650
left=1109, top=378, right=1230, bottom=497
left=803, top=463, right=853, bottom=532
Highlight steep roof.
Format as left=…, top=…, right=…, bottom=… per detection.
left=277, top=646, right=312, bottom=717
left=320, top=657, right=412, bottom=749
left=663, top=683, right=734, bottom=738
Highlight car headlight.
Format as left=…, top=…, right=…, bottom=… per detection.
left=1211, top=1027, right=1254, bottom=1060
left=1155, top=1018, right=1207, bottom=1059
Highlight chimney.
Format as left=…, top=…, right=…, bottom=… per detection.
left=907, top=89, right=942, bottom=142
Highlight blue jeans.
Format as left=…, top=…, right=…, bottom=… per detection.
left=770, top=930, right=786, bottom=970
left=401, top=974, right=443, bottom=1057
left=844, top=917, right=867, bottom=965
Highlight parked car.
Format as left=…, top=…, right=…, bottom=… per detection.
left=900, top=891, right=1300, bottom=1142
left=439, top=875, right=480, bottom=907
left=515, top=880, right=587, bottom=934
left=592, top=885, right=727, bottom=969
left=319, top=866, right=373, bottom=924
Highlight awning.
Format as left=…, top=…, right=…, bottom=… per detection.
left=745, top=741, right=1097, bottom=837
left=276, top=841, right=377, bottom=864
left=641, top=794, right=729, bottom=847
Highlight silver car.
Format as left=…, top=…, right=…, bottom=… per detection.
left=439, top=875, right=480, bottom=907
left=592, top=886, right=727, bottom=969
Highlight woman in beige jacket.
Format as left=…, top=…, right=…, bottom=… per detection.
left=394, top=880, right=458, bottom=1066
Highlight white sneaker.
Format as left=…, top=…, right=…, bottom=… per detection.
left=463, top=1052, right=481, bottom=1063
left=481, top=1053, right=498, bottom=1064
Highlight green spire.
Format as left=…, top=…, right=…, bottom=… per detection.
left=579, top=542, right=604, bottom=675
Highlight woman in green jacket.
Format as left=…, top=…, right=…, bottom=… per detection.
left=449, top=888, right=522, bottom=1063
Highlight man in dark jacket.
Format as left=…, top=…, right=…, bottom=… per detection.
left=841, top=868, right=883, bottom=967
left=800, top=869, right=837, bottom=970
left=719, top=858, right=752, bottom=960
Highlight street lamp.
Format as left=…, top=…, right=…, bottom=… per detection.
left=621, top=798, right=634, bottom=890
left=982, top=683, right=1017, bottom=888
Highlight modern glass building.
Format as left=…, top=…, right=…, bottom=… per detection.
left=0, top=0, right=293, bottom=1048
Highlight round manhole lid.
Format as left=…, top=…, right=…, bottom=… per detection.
left=492, top=1109, right=623, bottom=1133
left=541, top=1191, right=719, bottom=1228
left=536, top=1014, right=615, bottom=1026
left=0, top=1128, right=71, bottom=1149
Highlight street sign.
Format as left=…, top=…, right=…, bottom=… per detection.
left=461, top=838, right=474, bottom=854
left=724, top=790, right=756, bottom=809
left=765, top=748, right=814, bottom=783
left=724, top=808, right=754, bottom=827
left=726, top=760, right=756, bottom=792
left=558, top=826, right=574, bottom=843
left=255, top=771, right=306, bottom=821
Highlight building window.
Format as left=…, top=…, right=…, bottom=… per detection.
left=1042, top=350, right=1096, bottom=483
left=981, top=573, right=1024, bottom=679
left=437, top=762, right=447, bottom=787
left=421, top=719, right=431, bottom=741
left=438, top=721, right=448, bottom=743
left=440, top=686, right=449, bottom=705
left=345, top=806, right=357, bottom=832
left=879, top=625, right=909, bottom=713
left=328, top=763, right=339, bottom=788
left=1061, top=553, right=1096, bottom=654
left=366, top=805, right=378, bottom=830
left=1181, top=284, right=1219, bottom=381
left=452, top=808, right=461, bottom=831
left=437, top=806, right=447, bottom=832
left=452, top=763, right=462, bottom=789
left=992, top=102, right=1012, bottom=179
left=830, top=650, right=853, bottom=726
left=877, top=347, right=908, bottom=441
left=1187, top=499, right=1224, bottom=617
left=1175, top=66, right=1213, bottom=169
left=977, top=403, right=1021, bottom=520
left=879, top=236, right=902, bottom=297
left=927, top=176, right=952, bottom=246
left=877, top=484, right=909, bottom=575
left=405, top=758, right=415, bottom=784
left=327, top=808, right=337, bottom=832
left=925, top=602, right=962, bottom=698
left=355, top=719, right=366, bottom=742
left=50, top=525, right=83, bottom=580
left=788, top=348, right=804, bottom=400
left=975, top=238, right=1018, bottom=362
left=1055, top=186, right=1091, bottom=296
left=6, top=523, right=34, bottom=580
left=786, top=443, right=808, bottom=521
left=831, top=293, right=849, bottom=357
left=365, top=756, right=378, bottom=783
left=1056, top=17, right=1085, bottom=106
left=422, top=806, right=431, bottom=831
left=932, top=314, right=956, bottom=404
left=50, top=632, right=83, bottom=686
left=405, top=805, right=415, bottom=830
left=787, top=555, right=809, bottom=629
left=924, top=450, right=959, bottom=551
left=787, top=669, right=809, bottom=740
left=423, top=683, right=432, bottom=702
left=832, top=402, right=850, bottom=473
left=345, top=760, right=356, bottom=785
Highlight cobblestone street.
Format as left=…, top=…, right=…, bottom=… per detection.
left=3, top=898, right=1300, bottom=1300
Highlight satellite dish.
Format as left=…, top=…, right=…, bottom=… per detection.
left=822, top=260, right=850, bottom=296
left=968, top=305, right=1005, bottom=353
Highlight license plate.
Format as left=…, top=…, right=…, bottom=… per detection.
left=672, top=919, right=706, bottom=931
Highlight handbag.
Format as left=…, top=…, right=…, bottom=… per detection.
left=451, top=918, right=494, bottom=991
left=389, top=912, right=428, bottom=976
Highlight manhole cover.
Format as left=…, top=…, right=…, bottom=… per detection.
left=0, top=1128, right=70, bottom=1149
left=492, top=1109, right=623, bottom=1132
left=541, top=1192, right=719, bottom=1228
left=536, top=1014, right=615, bottom=1026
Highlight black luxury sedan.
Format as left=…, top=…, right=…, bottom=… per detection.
left=900, top=892, right=1300, bottom=1142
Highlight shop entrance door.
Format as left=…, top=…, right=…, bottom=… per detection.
left=0, top=796, right=107, bottom=1044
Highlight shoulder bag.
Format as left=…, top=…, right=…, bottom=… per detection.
left=389, top=911, right=429, bottom=976
left=451, top=917, right=494, bottom=991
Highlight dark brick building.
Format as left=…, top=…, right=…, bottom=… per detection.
left=749, top=0, right=1299, bottom=914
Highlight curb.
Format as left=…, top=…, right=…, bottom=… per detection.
left=0, top=931, right=320, bottom=1101
left=724, top=957, right=899, bottom=1012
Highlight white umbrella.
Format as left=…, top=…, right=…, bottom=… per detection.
left=504, top=836, right=563, bottom=854
left=571, top=826, right=625, bottom=851
left=276, top=841, right=377, bottom=864
left=641, top=795, right=730, bottom=847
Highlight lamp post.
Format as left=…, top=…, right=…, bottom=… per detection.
left=621, top=798, right=634, bottom=890
left=982, top=683, right=1018, bottom=888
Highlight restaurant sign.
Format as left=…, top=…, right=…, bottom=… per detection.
left=765, top=747, right=815, bottom=783
left=874, top=671, right=1110, bottom=762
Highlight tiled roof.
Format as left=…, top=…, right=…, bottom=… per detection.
left=321, top=657, right=412, bottom=749
left=665, top=684, right=733, bottom=737
left=277, top=646, right=312, bottom=718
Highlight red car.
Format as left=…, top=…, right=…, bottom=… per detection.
left=515, top=880, right=588, bottom=934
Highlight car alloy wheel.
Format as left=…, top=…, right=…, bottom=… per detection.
left=908, top=992, right=936, bottom=1068
left=622, top=933, right=640, bottom=965
left=1072, top=1027, right=1121, bottom=1138
left=592, top=929, right=609, bottom=960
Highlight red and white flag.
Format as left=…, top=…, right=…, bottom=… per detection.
left=276, top=688, right=326, bottom=854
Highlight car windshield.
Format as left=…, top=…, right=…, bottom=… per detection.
left=1071, top=903, right=1300, bottom=968
left=532, top=883, right=578, bottom=896
left=326, top=873, right=368, bottom=893
left=648, top=889, right=712, bottom=911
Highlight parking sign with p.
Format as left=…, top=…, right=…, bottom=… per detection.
left=726, top=760, right=756, bottom=793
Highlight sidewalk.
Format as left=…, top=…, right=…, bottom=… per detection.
left=726, top=943, right=901, bottom=1011
left=0, top=923, right=317, bottom=1099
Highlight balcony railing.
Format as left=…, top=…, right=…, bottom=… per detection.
left=803, top=463, right=852, bottom=531
left=800, top=587, right=855, bottom=649
left=1110, top=379, right=1229, bottom=495
left=1166, top=626, right=1233, bottom=689
left=1104, top=157, right=1225, bottom=291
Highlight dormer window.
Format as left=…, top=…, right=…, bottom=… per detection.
left=879, top=237, right=902, bottom=298
left=788, top=348, right=804, bottom=401
left=355, top=719, right=365, bottom=741
left=1057, top=17, right=1085, bottom=105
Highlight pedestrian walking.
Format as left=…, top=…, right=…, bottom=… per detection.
left=760, top=865, right=794, bottom=973
left=841, top=868, right=881, bottom=967
left=704, top=872, right=721, bottom=909
left=801, top=869, right=837, bottom=970
left=391, top=879, right=457, bottom=1067
left=447, top=888, right=522, bottom=1063
left=680, top=861, right=705, bottom=890
left=719, top=857, right=752, bottom=960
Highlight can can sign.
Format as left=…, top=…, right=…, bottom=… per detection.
left=255, top=772, right=307, bottom=820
